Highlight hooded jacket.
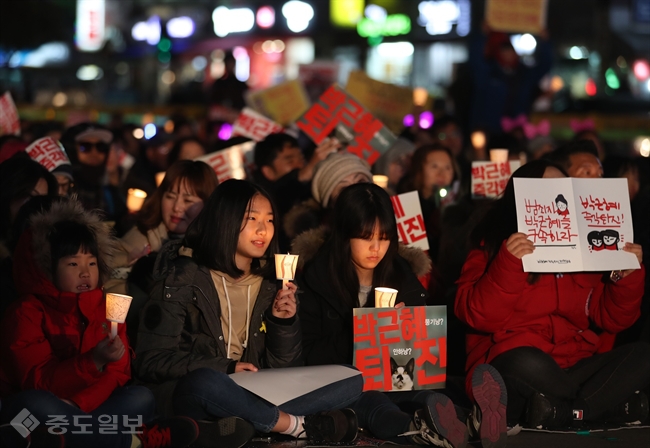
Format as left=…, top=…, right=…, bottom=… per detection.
left=292, top=227, right=431, bottom=366
left=455, top=242, right=645, bottom=393
left=0, top=199, right=129, bottom=413
left=133, top=240, right=302, bottom=416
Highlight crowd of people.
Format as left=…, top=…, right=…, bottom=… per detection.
left=0, top=33, right=648, bottom=448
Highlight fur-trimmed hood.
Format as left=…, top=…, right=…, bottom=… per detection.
left=13, top=199, right=117, bottom=296
left=291, top=226, right=432, bottom=278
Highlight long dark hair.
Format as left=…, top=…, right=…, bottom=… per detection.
left=137, top=160, right=218, bottom=233
left=184, top=179, right=278, bottom=278
left=398, top=143, right=459, bottom=195
left=470, top=160, right=567, bottom=267
left=323, top=183, right=400, bottom=308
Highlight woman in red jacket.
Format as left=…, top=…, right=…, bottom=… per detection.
left=455, top=160, right=649, bottom=429
left=0, top=199, right=197, bottom=448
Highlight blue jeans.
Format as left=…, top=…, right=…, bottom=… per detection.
left=172, top=367, right=363, bottom=433
left=0, top=386, right=155, bottom=448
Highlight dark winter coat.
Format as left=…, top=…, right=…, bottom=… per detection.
left=133, top=240, right=302, bottom=416
left=292, top=228, right=431, bottom=366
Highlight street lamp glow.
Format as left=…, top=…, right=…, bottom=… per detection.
left=166, top=17, right=195, bottom=38
left=282, top=1, right=314, bottom=33
left=212, top=7, right=255, bottom=37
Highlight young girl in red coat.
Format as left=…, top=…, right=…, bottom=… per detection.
left=455, top=159, right=649, bottom=429
left=0, top=199, right=197, bottom=448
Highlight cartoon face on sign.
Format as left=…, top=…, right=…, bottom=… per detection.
left=587, top=231, right=604, bottom=251
left=601, top=229, right=620, bottom=250
left=555, top=194, right=569, bottom=216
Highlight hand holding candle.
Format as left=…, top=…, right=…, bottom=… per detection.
left=375, top=287, right=398, bottom=308
left=106, top=293, right=133, bottom=339
left=275, top=253, right=299, bottom=290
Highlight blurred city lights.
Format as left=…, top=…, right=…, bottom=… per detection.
left=164, top=120, right=174, bottom=133
left=418, top=1, right=464, bottom=36
left=256, top=6, right=275, bottom=28
left=413, top=87, right=428, bottom=106
left=510, top=34, right=537, bottom=56
left=166, top=17, right=195, bottom=39
left=617, top=56, right=627, bottom=69
left=633, top=60, right=650, bottom=80
left=233, top=46, right=250, bottom=82
left=377, top=42, right=414, bottom=58
left=330, top=0, right=364, bottom=27
left=144, top=123, right=157, bottom=139
left=52, top=92, right=68, bottom=107
left=439, top=188, right=448, bottom=198
left=585, top=78, right=597, bottom=96
left=132, top=16, right=161, bottom=45
left=419, top=111, right=434, bottom=128
left=471, top=131, right=486, bottom=149
left=403, top=114, right=415, bottom=127
left=191, top=56, right=207, bottom=71
left=76, top=64, right=103, bottom=81
left=639, top=138, right=650, bottom=157
left=9, top=42, right=70, bottom=68
left=161, top=70, right=176, bottom=85
left=212, top=7, right=255, bottom=37
left=550, top=76, right=564, bottom=92
left=76, top=0, right=105, bottom=52
left=218, top=123, right=233, bottom=140
left=605, top=68, right=620, bottom=89
left=365, top=5, right=387, bottom=21
left=115, top=62, right=129, bottom=75
left=133, top=128, right=144, bottom=139
left=282, top=1, right=314, bottom=33
left=569, top=46, right=583, bottom=59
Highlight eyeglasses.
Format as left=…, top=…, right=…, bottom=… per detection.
left=77, top=141, right=110, bottom=154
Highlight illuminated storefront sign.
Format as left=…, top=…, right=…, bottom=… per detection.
left=132, top=16, right=161, bottom=45
left=330, top=0, right=364, bottom=27
left=167, top=17, right=195, bottom=38
left=417, top=0, right=470, bottom=37
left=76, top=0, right=105, bottom=52
left=357, top=14, right=411, bottom=38
left=213, top=6, right=255, bottom=37
left=282, top=1, right=314, bottom=33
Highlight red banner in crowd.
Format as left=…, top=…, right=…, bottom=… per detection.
left=390, top=191, right=429, bottom=251
left=471, top=161, right=520, bottom=199
left=25, top=137, right=70, bottom=171
left=232, top=108, right=284, bottom=142
left=0, top=92, right=20, bottom=136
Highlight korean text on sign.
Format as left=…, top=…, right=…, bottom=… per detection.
left=232, top=108, right=283, bottom=142
left=471, top=161, right=520, bottom=199
left=25, top=137, right=70, bottom=171
left=296, top=85, right=396, bottom=166
left=390, top=191, right=429, bottom=251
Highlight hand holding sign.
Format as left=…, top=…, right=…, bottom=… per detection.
left=505, top=233, right=535, bottom=259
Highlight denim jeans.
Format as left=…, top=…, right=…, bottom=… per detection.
left=0, top=386, right=155, bottom=448
left=490, top=342, right=650, bottom=424
left=172, top=367, right=364, bottom=433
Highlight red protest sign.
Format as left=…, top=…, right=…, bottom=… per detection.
left=25, top=137, right=70, bottom=171
left=353, top=306, right=447, bottom=392
left=296, top=85, right=396, bottom=166
left=390, top=191, right=429, bottom=251
left=232, top=108, right=284, bottom=142
left=471, top=161, right=520, bottom=199
left=195, top=141, right=255, bottom=182
left=0, top=92, right=20, bottom=136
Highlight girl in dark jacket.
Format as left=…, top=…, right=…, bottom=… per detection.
left=295, top=183, right=508, bottom=448
left=134, top=179, right=362, bottom=448
left=455, top=160, right=649, bottom=429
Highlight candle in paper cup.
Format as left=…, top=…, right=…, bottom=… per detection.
left=489, top=148, right=509, bottom=162
left=106, top=293, right=133, bottom=339
left=375, top=287, right=398, bottom=308
left=275, top=253, right=299, bottom=289
left=373, top=175, right=389, bottom=189
left=155, top=171, right=166, bottom=186
left=127, top=188, right=147, bottom=212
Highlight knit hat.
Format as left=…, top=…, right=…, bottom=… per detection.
left=311, top=152, right=372, bottom=208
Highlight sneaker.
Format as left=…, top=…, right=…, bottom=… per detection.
left=602, top=391, right=649, bottom=425
left=525, top=392, right=576, bottom=429
left=469, top=364, right=507, bottom=448
left=139, top=416, right=199, bottom=448
left=192, top=417, right=255, bottom=448
left=420, top=392, right=469, bottom=448
left=302, top=409, right=358, bottom=443
left=403, top=409, right=454, bottom=447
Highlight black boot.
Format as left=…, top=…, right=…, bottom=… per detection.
left=601, top=391, right=649, bottom=425
left=526, top=393, right=583, bottom=429
left=303, top=408, right=358, bottom=443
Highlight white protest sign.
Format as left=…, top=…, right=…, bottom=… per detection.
left=514, top=178, right=639, bottom=272
left=471, top=161, right=520, bottom=199
left=229, top=365, right=361, bottom=406
left=390, top=191, right=429, bottom=251
left=195, top=141, right=255, bottom=182
left=0, top=92, right=20, bottom=136
left=232, top=107, right=283, bottom=142
left=25, top=137, right=71, bottom=171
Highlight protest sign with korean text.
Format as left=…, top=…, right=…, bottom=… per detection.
left=514, top=178, right=640, bottom=272
left=246, top=80, right=311, bottom=126
left=486, top=0, right=548, bottom=34
left=232, top=108, right=284, bottom=141
left=471, top=160, right=520, bottom=199
left=390, top=191, right=429, bottom=251
left=0, top=92, right=20, bottom=136
left=25, top=137, right=71, bottom=171
left=296, top=85, right=396, bottom=166
left=195, top=141, right=255, bottom=182
left=353, top=306, right=446, bottom=392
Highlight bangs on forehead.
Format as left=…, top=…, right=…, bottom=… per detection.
left=353, top=217, right=389, bottom=240
left=169, top=177, right=197, bottom=196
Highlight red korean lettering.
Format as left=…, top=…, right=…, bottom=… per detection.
left=377, top=309, right=400, bottom=345
left=402, top=215, right=427, bottom=243
left=353, top=314, right=378, bottom=347
left=400, top=307, right=428, bottom=341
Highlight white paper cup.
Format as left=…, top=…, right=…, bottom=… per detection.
left=489, top=148, right=509, bottom=162
left=375, top=287, right=398, bottom=308
left=127, top=188, right=147, bottom=212
left=275, top=254, right=299, bottom=289
left=106, top=293, right=133, bottom=324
